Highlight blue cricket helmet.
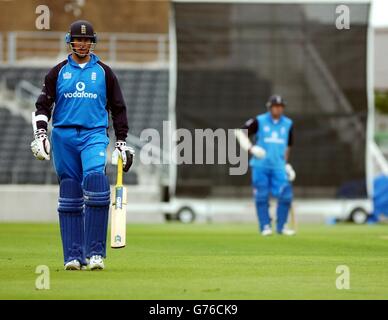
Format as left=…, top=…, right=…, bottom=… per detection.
left=65, top=20, right=97, bottom=44
left=266, top=95, right=286, bottom=109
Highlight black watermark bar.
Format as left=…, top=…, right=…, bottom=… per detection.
left=1, top=300, right=384, bottom=318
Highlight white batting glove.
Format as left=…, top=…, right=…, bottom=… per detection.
left=112, top=141, right=135, bottom=172
left=285, top=163, right=296, bottom=182
left=250, top=145, right=266, bottom=159
left=31, top=129, right=51, bottom=161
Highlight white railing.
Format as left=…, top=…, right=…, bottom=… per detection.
left=2, top=31, right=168, bottom=64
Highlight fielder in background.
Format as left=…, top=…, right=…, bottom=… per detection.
left=235, top=95, right=296, bottom=236
left=30, top=20, right=134, bottom=270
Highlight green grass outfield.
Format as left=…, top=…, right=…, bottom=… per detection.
left=0, top=223, right=387, bottom=300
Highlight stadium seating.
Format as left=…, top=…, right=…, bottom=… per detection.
left=0, top=67, right=169, bottom=185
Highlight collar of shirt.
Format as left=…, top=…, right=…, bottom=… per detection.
left=67, top=53, right=100, bottom=69
left=266, top=112, right=283, bottom=124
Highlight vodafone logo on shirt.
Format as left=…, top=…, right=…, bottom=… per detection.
left=64, top=82, right=97, bottom=99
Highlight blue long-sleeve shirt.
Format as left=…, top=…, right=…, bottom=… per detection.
left=35, top=54, right=128, bottom=141
left=242, top=112, right=294, bottom=169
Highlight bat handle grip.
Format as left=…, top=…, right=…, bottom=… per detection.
left=117, top=156, right=123, bottom=186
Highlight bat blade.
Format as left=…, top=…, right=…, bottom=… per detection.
left=110, top=185, right=127, bottom=248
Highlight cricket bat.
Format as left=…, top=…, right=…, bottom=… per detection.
left=110, top=155, right=127, bottom=248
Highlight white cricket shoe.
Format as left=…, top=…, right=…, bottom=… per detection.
left=261, top=225, right=273, bottom=236
left=280, top=227, right=296, bottom=236
left=89, top=255, right=105, bottom=271
left=64, top=259, right=81, bottom=271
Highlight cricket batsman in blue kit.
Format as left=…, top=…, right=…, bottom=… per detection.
left=30, top=20, right=134, bottom=270
left=235, top=95, right=296, bottom=236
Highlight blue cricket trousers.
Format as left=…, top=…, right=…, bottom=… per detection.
left=51, top=126, right=109, bottom=183
left=251, top=166, right=293, bottom=232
